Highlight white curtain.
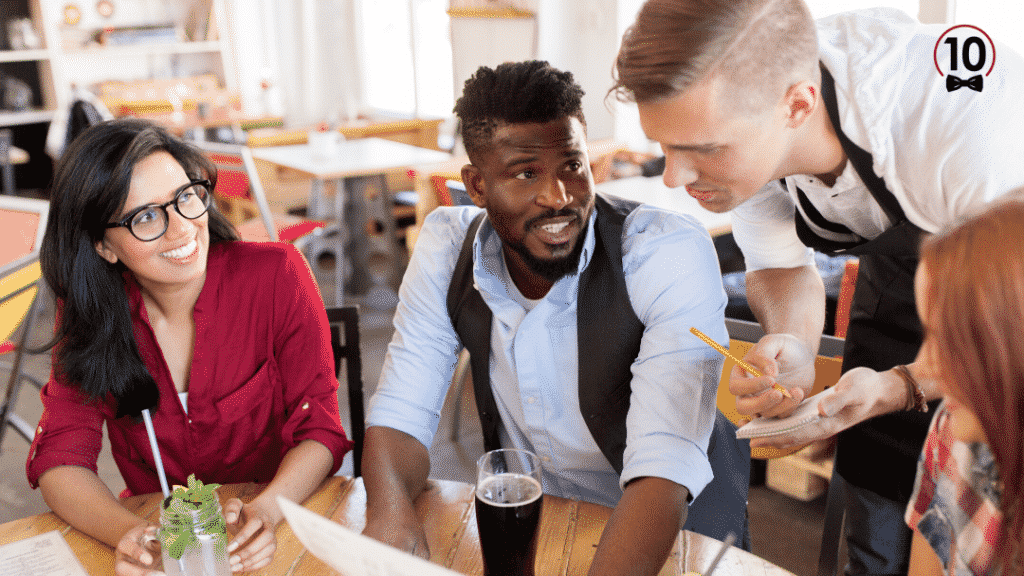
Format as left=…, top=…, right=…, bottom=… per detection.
left=223, top=0, right=366, bottom=127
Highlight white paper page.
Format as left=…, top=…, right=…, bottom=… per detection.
left=276, top=495, right=463, bottom=576
left=736, top=389, right=835, bottom=439
left=0, top=530, right=90, bottom=576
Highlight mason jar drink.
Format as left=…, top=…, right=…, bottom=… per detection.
left=159, top=494, right=232, bottom=576
left=475, top=449, right=544, bottom=576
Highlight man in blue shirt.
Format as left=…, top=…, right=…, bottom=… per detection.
left=361, top=60, right=747, bottom=575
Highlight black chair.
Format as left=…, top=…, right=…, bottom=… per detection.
left=326, top=306, right=365, bottom=477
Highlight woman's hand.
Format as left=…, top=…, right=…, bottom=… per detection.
left=224, top=498, right=278, bottom=572
left=115, top=523, right=163, bottom=576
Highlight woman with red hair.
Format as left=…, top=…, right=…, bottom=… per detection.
left=908, top=194, right=1024, bottom=575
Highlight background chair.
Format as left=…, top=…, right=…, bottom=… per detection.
left=1, top=196, right=50, bottom=451
left=326, top=306, right=364, bottom=477
left=194, top=140, right=327, bottom=250
left=0, top=129, right=15, bottom=196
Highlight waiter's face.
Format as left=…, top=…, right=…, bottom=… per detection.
left=638, top=74, right=792, bottom=214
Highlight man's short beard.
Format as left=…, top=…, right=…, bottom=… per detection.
left=506, top=222, right=588, bottom=283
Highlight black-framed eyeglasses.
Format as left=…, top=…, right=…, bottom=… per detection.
left=105, top=180, right=213, bottom=241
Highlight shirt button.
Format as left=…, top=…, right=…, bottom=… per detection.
left=36, top=426, right=43, bottom=435
left=188, top=419, right=192, bottom=425
left=302, top=402, right=310, bottom=410
left=526, top=397, right=536, bottom=405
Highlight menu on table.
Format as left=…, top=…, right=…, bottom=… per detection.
left=0, top=530, right=89, bottom=576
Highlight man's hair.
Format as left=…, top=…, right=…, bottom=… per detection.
left=919, top=191, right=1024, bottom=575
left=612, top=0, right=818, bottom=113
left=454, top=60, right=586, bottom=162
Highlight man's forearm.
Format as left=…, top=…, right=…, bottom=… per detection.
left=588, top=477, right=689, bottom=576
left=362, top=426, right=430, bottom=514
left=746, top=265, right=826, bottom=354
left=361, top=426, right=432, bottom=555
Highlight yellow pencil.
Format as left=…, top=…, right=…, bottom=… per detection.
left=689, top=327, right=793, bottom=399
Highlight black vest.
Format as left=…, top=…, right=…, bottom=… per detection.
left=444, top=193, right=751, bottom=545
left=446, top=193, right=642, bottom=473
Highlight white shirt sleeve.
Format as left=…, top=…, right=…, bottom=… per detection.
left=731, top=181, right=816, bottom=272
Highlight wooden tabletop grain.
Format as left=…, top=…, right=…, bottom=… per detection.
left=0, top=477, right=794, bottom=576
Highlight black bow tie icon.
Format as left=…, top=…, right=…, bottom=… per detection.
left=946, top=74, right=983, bottom=92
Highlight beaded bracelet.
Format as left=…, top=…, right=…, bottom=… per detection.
left=894, top=365, right=928, bottom=412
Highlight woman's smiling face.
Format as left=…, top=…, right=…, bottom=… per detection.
left=94, top=150, right=210, bottom=291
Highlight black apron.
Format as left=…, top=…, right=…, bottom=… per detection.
left=790, top=65, right=938, bottom=502
left=446, top=195, right=751, bottom=546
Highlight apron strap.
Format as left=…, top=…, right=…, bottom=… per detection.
left=818, top=63, right=908, bottom=225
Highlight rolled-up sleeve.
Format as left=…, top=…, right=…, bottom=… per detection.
left=366, top=208, right=474, bottom=450
left=274, top=245, right=353, bottom=474
left=619, top=206, right=728, bottom=500
left=26, top=372, right=111, bottom=488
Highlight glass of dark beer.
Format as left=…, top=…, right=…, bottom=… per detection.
left=475, top=448, right=544, bottom=576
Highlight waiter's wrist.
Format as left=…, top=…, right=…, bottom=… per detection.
left=890, top=365, right=928, bottom=413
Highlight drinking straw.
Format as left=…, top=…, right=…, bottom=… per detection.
left=703, top=532, right=736, bottom=576
left=689, top=327, right=793, bottom=399
left=141, top=409, right=171, bottom=498
left=142, top=409, right=187, bottom=574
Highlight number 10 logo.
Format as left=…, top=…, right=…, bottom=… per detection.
left=933, top=25, right=995, bottom=93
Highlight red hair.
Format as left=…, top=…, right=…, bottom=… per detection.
left=920, top=192, right=1024, bottom=573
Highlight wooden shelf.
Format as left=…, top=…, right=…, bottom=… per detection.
left=62, top=40, right=223, bottom=58
left=447, top=7, right=534, bottom=18
left=0, top=49, right=49, bottom=63
left=0, top=109, right=55, bottom=128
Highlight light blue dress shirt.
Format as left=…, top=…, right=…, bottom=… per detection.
left=367, top=198, right=727, bottom=508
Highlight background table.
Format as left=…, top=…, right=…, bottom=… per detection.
left=0, top=477, right=794, bottom=576
left=252, top=138, right=450, bottom=307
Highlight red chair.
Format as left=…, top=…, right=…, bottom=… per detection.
left=195, top=140, right=327, bottom=249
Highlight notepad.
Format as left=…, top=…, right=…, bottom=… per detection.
left=735, top=389, right=833, bottom=439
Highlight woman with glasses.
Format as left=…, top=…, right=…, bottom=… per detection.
left=27, top=118, right=352, bottom=575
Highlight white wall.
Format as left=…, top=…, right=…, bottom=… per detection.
left=535, top=0, right=621, bottom=140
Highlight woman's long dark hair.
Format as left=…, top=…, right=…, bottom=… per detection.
left=40, top=118, right=239, bottom=417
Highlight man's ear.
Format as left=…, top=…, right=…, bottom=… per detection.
left=461, top=164, right=487, bottom=209
left=95, top=238, right=119, bottom=264
left=782, top=80, right=818, bottom=129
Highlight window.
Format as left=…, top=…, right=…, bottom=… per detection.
left=359, top=0, right=454, bottom=118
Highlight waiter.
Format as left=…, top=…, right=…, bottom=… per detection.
left=612, top=1, right=1024, bottom=574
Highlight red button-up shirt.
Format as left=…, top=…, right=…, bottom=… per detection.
left=27, top=242, right=352, bottom=496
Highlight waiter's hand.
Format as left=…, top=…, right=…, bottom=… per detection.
left=749, top=366, right=904, bottom=449
left=729, top=332, right=815, bottom=418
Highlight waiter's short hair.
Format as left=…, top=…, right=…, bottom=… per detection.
left=455, top=60, right=586, bottom=163
left=612, top=0, right=818, bottom=113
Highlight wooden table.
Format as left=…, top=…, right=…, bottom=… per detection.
left=251, top=138, right=450, bottom=306
left=0, top=476, right=793, bottom=576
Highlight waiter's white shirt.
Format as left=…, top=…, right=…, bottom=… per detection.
left=732, top=8, right=1024, bottom=271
